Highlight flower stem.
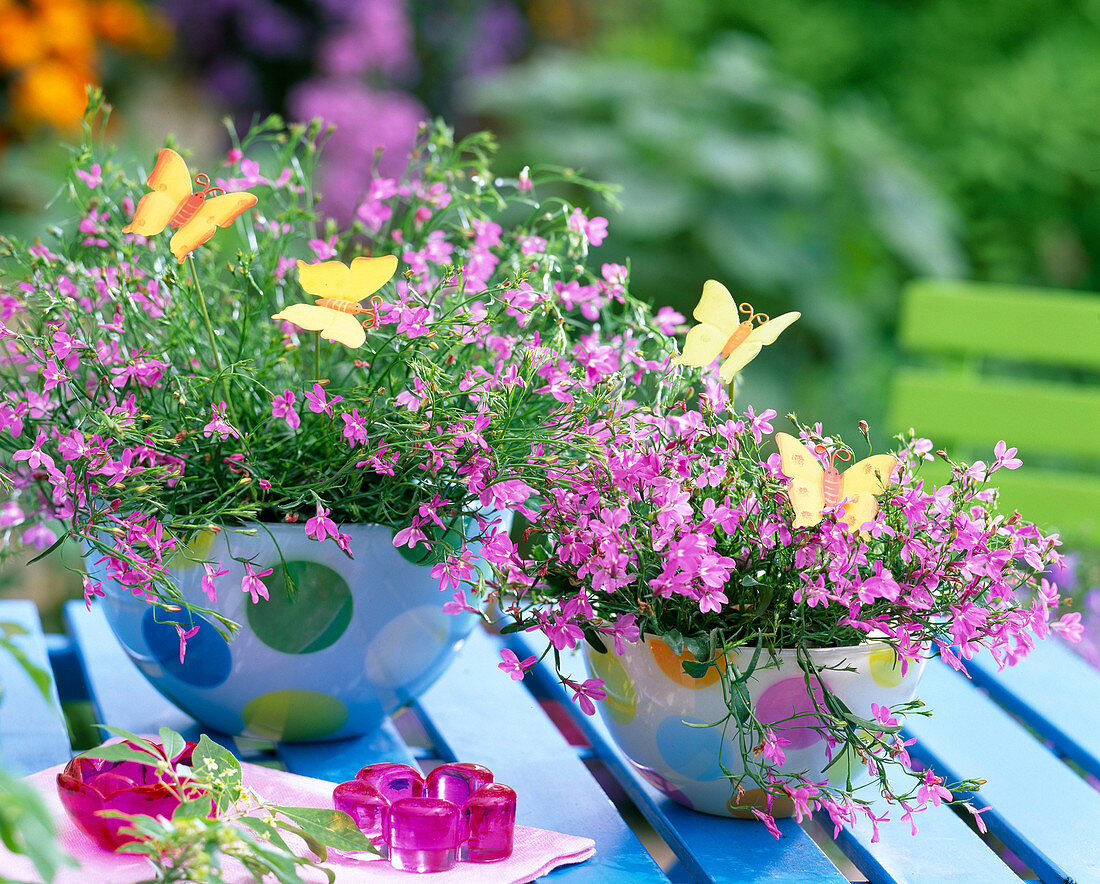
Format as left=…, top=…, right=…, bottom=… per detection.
left=187, top=254, right=234, bottom=416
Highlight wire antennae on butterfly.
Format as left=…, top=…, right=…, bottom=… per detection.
left=737, top=302, right=770, bottom=326
left=360, top=295, right=384, bottom=331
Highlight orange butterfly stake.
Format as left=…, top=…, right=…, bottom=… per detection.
left=122, top=148, right=257, bottom=263
left=271, top=255, right=398, bottom=349
left=671, top=280, right=800, bottom=383
left=776, top=432, right=898, bottom=533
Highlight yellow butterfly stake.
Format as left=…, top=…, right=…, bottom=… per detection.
left=672, top=280, right=800, bottom=383
left=272, top=255, right=398, bottom=349
left=776, top=433, right=897, bottom=533
left=122, top=148, right=257, bottom=263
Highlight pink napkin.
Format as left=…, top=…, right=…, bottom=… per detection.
left=3, top=761, right=596, bottom=884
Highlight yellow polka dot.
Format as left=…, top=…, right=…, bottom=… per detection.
left=589, top=648, right=636, bottom=724
left=869, top=647, right=908, bottom=687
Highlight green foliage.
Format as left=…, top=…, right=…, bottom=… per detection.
left=468, top=34, right=965, bottom=434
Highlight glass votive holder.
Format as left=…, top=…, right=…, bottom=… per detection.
left=356, top=762, right=425, bottom=803
left=384, top=797, right=463, bottom=873
left=462, top=783, right=517, bottom=862
left=332, top=779, right=388, bottom=850
left=56, top=742, right=203, bottom=850
left=426, top=762, right=494, bottom=804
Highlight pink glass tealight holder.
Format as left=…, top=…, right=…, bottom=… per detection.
left=356, top=762, right=425, bottom=803
left=56, top=742, right=203, bottom=850
left=332, top=780, right=388, bottom=850
left=462, top=783, right=517, bottom=862
left=384, top=797, right=463, bottom=873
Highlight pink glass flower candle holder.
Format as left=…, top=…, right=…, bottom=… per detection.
left=384, top=797, right=462, bottom=873
left=462, top=783, right=517, bottom=862
left=332, top=780, right=388, bottom=850
left=56, top=742, right=203, bottom=850
left=356, top=762, right=424, bottom=803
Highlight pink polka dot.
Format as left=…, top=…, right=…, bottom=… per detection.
left=755, top=676, right=827, bottom=749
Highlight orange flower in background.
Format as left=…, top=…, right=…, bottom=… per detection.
left=0, top=0, right=171, bottom=133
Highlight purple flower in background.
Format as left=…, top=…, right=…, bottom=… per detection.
left=319, top=0, right=416, bottom=78
left=289, top=79, right=425, bottom=222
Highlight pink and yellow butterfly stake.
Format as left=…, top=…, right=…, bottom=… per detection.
left=272, top=255, right=398, bottom=349
left=122, top=148, right=257, bottom=263
left=776, top=432, right=898, bottom=534
left=671, top=280, right=800, bottom=384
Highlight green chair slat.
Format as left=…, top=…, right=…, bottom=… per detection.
left=887, top=368, right=1100, bottom=461
left=899, top=279, right=1100, bottom=370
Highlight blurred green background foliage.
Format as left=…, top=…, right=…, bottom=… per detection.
left=1, top=0, right=1097, bottom=495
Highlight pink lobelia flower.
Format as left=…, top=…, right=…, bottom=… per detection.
left=497, top=648, right=537, bottom=681
left=202, top=402, right=239, bottom=440
left=565, top=677, right=606, bottom=716
left=201, top=562, right=228, bottom=603
left=241, top=563, right=273, bottom=604
left=175, top=624, right=200, bottom=664
left=304, top=383, right=342, bottom=416
left=271, top=390, right=300, bottom=429
left=305, top=504, right=338, bottom=542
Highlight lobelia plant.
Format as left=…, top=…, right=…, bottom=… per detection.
left=0, top=91, right=674, bottom=655
left=471, top=367, right=1081, bottom=836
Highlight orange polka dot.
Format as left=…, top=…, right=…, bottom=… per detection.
left=650, top=639, right=726, bottom=689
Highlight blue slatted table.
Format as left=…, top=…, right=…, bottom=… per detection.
left=3, top=597, right=1100, bottom=882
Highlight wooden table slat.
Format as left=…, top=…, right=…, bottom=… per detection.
left=966, top=638, right=1100, bottom=780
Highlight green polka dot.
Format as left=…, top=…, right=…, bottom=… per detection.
left=246, top=561, right=353, bottom=654
left=242, top=690, right=349, bottom=740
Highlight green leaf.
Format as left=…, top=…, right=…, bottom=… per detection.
left=660, top=629, right=684, bottom=655
left=192, top=735, right=242, bottom=812
left=582, top=628, right=607, bottom=654
left=159, top=727, right=185, bottom=763
left=275, top=821, right=327, bottom=861
left=172, top=797, right=213, bottom=821
left=25, top=531, right=67, bottom=565
left=681, top=659, right=712, bottom=679
left=81, top=743, right=164, bottom=768
left=268, top=806, right=379, bottom=854
left=681, top=634, right=710, bottom=661
left=498, top=621, right=525, bottom=635
left=728, top=680, right=751, bottom=726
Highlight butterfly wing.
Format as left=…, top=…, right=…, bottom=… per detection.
left=671, top=280, right=741, bottom=369
left=840, top=455, right=898, bottom=497
left=691, top=280, right=741, bottom=332
left=272, top=304, right=366, bottom=349
left=320, top=312, right=367, bottom=348
left=838, top=493, right=880, bottom=534
left=672, top=322, right=728, bottom=368
left=776, top=432, right=826, bottom=528
left=170, top=192, right=257, bottom=263
left=719, top=342, right=763, bottom=381
left=297, top=260, right=351, bottom=299
left=837, top=455, right=897, bottom=533
left=122, top=148, right=193, bottom=236
left=743, top=311, right=801, bottom=346
left=346, top=255, right=399, bottom=300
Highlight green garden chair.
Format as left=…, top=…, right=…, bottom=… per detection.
left=887, top=279, right=1100, bottom=547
